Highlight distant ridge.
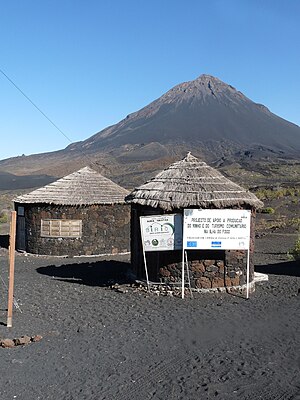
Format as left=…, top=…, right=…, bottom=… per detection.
left=0, top=74, right=299, bottom=189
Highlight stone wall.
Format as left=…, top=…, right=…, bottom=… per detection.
left=158, top=249, right=253, bottom=291
left=16, top=203, right=130, bottom=256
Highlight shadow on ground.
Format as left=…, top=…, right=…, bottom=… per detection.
left=36, top=260, right=133, bottom=286
left=256, top=260, right=300, bottom=277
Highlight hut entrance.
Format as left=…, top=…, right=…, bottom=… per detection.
left=16, top=206, right=25, bottom=251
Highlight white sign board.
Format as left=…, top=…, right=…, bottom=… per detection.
left=140, top=214, right=182, bottom=252
left=183, top=209, right=251, bottom=250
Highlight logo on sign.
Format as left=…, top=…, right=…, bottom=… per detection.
left=187, top=241, right=197, bottom=247
left=211, top=241, right=222, bottom=248
left=145, top=222, right=175, bottom=235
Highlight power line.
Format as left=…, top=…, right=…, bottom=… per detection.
left=0, top=67, right=98, bottom=168
left=0, top=67, right=73, bottom=144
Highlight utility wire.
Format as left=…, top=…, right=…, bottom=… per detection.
left=0, top=67, right=73, bottom=144
left=0, top=67, right=98, bottom=168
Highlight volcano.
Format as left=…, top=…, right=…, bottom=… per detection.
left=67, top=74, right=300, bottom=162
left=0, top=74, right=299, bottom=188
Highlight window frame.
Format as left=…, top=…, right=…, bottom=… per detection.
left=41, top=219, right=82, bottom=238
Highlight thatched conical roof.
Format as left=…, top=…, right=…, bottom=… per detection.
left=14, top=166, right=129, bottom=206
left=126, top=153, right=263, bottom=210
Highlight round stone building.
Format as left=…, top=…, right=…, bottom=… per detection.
left=14, top=166, right=130, bottom=256
left=126, top=153, right=263, bottom=293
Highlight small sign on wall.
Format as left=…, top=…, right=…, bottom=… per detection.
left=140, top=214, right=182, bottom=252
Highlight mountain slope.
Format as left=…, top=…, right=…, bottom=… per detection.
left=68, top=74, right=300, bottom=160
left=0, top=74, right=299, bottom=189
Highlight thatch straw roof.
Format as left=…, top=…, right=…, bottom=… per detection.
left=126, top=153, right=263, bottom=210
left=14, top=166, right=129, bottom=206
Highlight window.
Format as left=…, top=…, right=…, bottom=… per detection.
left=41, top=219, right=82, bottom=238
left=17, top=206, right=25, bottom=216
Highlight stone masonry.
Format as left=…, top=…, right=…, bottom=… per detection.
left=17, top=203, right=130, bottom=256
left=158, top=249, right=253, bottom=291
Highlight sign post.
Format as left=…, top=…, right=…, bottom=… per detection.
left=183, top=209, right=251, bottom=299
left=139, top=214, right=182, bottom=290
left=181, top=247, right=185, bottom=299
left=246, top=247, right=251, bottom=299
left=140, top=225, right=151, bottom=292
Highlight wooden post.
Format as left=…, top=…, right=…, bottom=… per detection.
left=7, top=210, right=17, bottom=327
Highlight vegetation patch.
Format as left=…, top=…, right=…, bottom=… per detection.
left=254, top=187, right=300, bottom=201
left=288, top=237, right=300, bottom=261
left=0, top=211, right=8, bottom=224
left=261, top=207, right=275, bottom=214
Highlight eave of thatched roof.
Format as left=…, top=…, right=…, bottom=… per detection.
left=14, top=166, right=129, bottom=206
left=126, top=153, right=264, bottom=211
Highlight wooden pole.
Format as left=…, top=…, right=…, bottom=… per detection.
left=7, top=211, right=17, bottom=327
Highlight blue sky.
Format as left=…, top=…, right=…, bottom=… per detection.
left=0, top=0, right=299, bottom=160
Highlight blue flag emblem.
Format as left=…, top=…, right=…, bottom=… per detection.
left=187, top=241, right=197, bottom=248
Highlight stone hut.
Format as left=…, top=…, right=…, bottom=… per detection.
left=14, top=166, right=130, bottom=256
left=126, top=153, right=263, bottom=293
